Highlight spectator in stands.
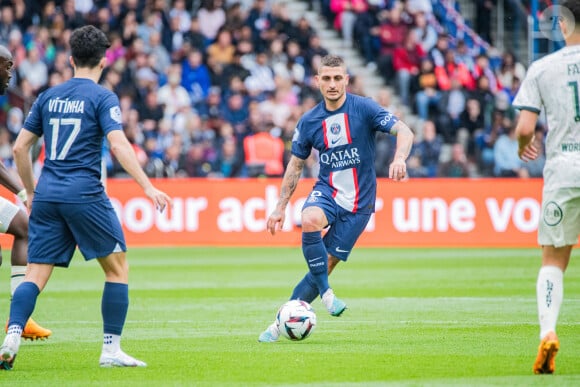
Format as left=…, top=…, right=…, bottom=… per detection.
left=412, top=11, right=437, bottom=53
left=475, top=0, right=494, bottom=45
left=246, top=0, right=274, bottom=53
left=458, top=97, right=485, bottom=157
left=392, top=29, right=425, bottom=105
left=438, top=142, right=470, bottom=177
left=374, top=100, right=397, bottom=178
left=197, top=0, right=226, bottom=45
left=181, top=47, right=212, bottom=107
left=157, top=63, right=191, bottom=119
left=225, top=2, right=246, bottom=33
left=183, top=142, right=212, bottom=177
left=243, top=120, right=285, bottom=177
left=244, top=50, right=276, bottom=98
left=0, top=3, right=19, bottom=45
left=170, top=0, right=191, bottom=33
left=221, top=91, right=250, bottom=131
left=474, top=109, right=504, bottom=176
left=270, top=2, right=297, bottom=42
left=436, top=77, right=467, bottom=143
left=183, top=17, right=205, bottom=52
left=120, top=10, right=139, bottom=47
left=405, top=0, right=433, bottom=16
left=412, top=119, right=443, bottom=177
left=472, top=53, right=499, bottom=94
left=428, top=33, right=449, bottom=68
left=207, top=27, right=236, bottom=69
left=330, top=0, right=367, bottom=48
left=411, top=57, right=440, bottom=120
left=6, top=29, right=25, bottom=70
left=406, top=154, right=429, bottom=177
left=435, top=49, right=475, bottom=92
left=493, top=123, right=528, bottom=177
left=352, top=1, right=382, bottom=69
left=292, top=16, right=317, bottom=53
left=304, top=34, right=329, bottom=75
left=454, top=40, right=475, bottom=73
left=212, top=136, right=245, bottom=177
left=496, top=50, right=526, bottom=91
left=377, top=4, right=410, bottom=84
left=147, top=30, right=172, bottom=75
left=6, top=107, right=23, bottom=143
left=17, top=45, right=48, bottom=94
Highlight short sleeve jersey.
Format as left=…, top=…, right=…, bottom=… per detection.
left=513, top=45, right=580, bottom=190
left=23, top=78, right=123, bottom=202
left=292, top=93, right=398, bottom=214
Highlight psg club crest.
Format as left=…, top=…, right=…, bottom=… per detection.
left=330, top=122, right=341, bottom=135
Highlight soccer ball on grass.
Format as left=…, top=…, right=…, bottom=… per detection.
left=276, top=300, right=316, bottom=341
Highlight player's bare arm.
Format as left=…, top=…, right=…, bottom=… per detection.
left=12, top=128, right=39, bottom=210
left=389, top=120, right=414, bottom=181
left=107, top=130, right=172, bottom=212
left=515, top=109, right=539, bottom=161
left=0, top=158, right=24, bottom=196
left=267, top=155, right=305, bottom=235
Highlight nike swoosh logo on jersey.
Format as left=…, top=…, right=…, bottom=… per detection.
left=331, top=138, right=341, bottom=144
left=335, top=247, right=349, bottom=253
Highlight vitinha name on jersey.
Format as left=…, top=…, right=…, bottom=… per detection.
left=48, top=98, right=85, bottom=114
left=320, top=148, right=360, bottom=168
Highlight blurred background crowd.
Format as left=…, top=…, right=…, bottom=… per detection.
left=0, top=0, right=549, bottom=179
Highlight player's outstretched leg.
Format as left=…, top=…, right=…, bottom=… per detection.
left=533, top=331, right=559, bottom=374
left=258, top=321, right=280, bottom=343
left=0, top=327, right=22, bottom=371
left=322, top=288, right=347, bottom=317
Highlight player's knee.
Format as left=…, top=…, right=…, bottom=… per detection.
left=301, top=208, right=326, bottom=232
left=100, top=252, right=129, bottom=283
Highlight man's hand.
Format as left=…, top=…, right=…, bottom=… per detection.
left=144, top=187, right=172, bottom=212
left=389, top=157, right=407, bottom=181
left=518, top=135, right=538, bottom=162
left=266, top=208, right=286, bottom=236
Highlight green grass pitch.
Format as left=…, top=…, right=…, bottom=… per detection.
left=0, top=246, right=579, bottom=386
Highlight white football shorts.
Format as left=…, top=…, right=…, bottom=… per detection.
left=538, top=188, right=580, bottom=248
left=0, top=196, right=20, bottom=233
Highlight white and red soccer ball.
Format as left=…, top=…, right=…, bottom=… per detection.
left=276, top=300, right=317, bottom=341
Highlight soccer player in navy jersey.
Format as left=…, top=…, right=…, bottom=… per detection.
left=0, top=45, right=52, bottom=341
left=258, top=54, right=414, bottom=342
left=0, top=26, right=172, bottom=370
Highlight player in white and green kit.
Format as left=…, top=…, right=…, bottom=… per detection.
left=513, top=0, right=580, bottom=375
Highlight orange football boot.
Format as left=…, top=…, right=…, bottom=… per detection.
left=533, top=332, right=559, bottom=374
left=5, top=318, right=52, bottom=341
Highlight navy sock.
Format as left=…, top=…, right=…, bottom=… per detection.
left=301, top=231, right=329, bottom=297
left=9, top=282, right=40, bottom=329
left=102, top=282, right=129, bottom=336
left=290, top=272, right=319, bottom=303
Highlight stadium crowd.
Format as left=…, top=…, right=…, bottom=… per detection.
left=0, top=0, right=546, bottom=179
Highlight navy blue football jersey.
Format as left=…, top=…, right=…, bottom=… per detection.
left=23, top=78, right=123, bottom=203
left=292, top=93, right=398, bottom=214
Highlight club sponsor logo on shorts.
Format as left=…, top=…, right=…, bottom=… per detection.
left=543, top=201, right=563, bottom=226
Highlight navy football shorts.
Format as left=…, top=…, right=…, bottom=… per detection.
left=28, top=199, right=127, bottom=267
left=302, top=190, right=372, bottom=261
